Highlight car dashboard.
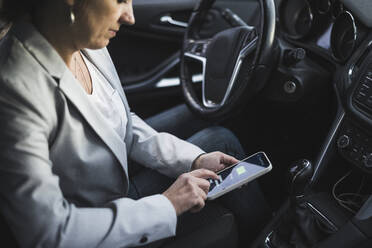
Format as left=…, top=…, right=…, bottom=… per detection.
left=270, top=0, right=372, bottom=179
left=277, top=0, right=367, bottom=64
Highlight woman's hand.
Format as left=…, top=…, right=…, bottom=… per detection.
left=163, top=169, right=218, bottom=215
left=191, top=152, right=239, bottom=173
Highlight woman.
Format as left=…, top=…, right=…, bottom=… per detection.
left=0, top=0, right=271, bottom=247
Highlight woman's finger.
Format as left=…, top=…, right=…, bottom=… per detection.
left=221, top=153, right=239, bottom=165
left=190, top=168, right=218, bottom=180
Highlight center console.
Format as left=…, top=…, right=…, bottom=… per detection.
left=340, top=45, right=372, bottom=175
left=252, top=158, right=354, bottom=248
left=336, top=120, right=372, bottom=172
left=252, top=118, right=372, bottom=248
left=252, top=34, right=372, bottom=248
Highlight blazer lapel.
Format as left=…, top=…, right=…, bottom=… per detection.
left=58, top=70, right=129, bottom=174
left=11, top=21, right=129, bottom=176
left=82, top=49, right=133, bottom=152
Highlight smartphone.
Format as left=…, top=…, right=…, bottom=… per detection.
left=207, top=151, right=272, bottom=200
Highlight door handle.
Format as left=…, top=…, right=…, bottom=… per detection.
left=160, top=15, right=188, bottom=28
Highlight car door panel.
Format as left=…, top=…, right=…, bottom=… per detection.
left=133, top=0, right=198, bottom=35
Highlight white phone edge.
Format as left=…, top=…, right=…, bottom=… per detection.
left=207, top=151, right=273, bottom=200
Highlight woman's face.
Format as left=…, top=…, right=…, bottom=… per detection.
left=74, top=0, right=135, bottom=49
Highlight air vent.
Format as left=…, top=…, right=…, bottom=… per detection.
left=353, top=66, right=372, bottom=115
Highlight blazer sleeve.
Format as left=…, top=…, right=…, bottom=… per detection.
left=0, top=78, right=177, bottom=248
left=128, top=112, right=205, bottom=177
left=98, top=47, right=204, bottom=177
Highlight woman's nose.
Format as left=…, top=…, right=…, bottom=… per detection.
left=119, top=5, right=135, bottom=25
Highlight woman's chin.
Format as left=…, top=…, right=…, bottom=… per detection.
left=87, top=40, right=110, bottom=50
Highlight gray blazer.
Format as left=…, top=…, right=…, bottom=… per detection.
left=0, top=22, right=204, bottom=248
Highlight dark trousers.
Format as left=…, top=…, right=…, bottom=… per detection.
left=128, top=125, right=271, bottom=247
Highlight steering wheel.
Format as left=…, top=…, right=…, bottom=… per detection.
left=180, top=0, right=277, bottom=119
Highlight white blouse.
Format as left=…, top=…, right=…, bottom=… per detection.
left=83, top=54, right=128, bottom=142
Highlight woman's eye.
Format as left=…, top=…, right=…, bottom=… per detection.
left=118, top=0, right=128, bottom=3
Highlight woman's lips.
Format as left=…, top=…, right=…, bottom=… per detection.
left=109, top=30, right=118, bottom=37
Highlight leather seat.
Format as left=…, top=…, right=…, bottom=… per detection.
left=162, top=212, right=238, bottom=248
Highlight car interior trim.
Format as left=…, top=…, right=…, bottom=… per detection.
left=331, top=11, right=357, bottom=62
left=156, top=74, right=202, bottom=88
left=124, top=55, right=180, bottom=93
left=311, top=110, right=345, bottom=184
left=342, top=0, right=372, bottom=28
left=348, top=40, right=372, bottom=83
left=160, top=15, right=189, bottom=28
left=307, top=202, right=338, bottom=232
left=264, top=231, right=274, bottom=248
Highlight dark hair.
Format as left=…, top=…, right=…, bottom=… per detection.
left=0, top=0, right=87, bottom=24
left=0, top=0, right=49, bottom=38
left=0, top=0, right=37, bottom=23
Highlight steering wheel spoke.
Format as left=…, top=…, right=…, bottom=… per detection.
left=184, top=38, right=212, bottom=62
left=202, top=35, right=258, bottom=109
left=240, top=35, right=258, bottom=59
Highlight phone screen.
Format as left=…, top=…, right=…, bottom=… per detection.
left=208, top=152, right=271, bottom=198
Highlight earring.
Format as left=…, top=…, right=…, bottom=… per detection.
left=70, top=7, right=76, bottom=25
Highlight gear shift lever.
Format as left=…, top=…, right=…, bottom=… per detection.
left=288, top=159, right=313, bottom=198
left=266, top=160, right=322, bottom=248
left=265, top=159, right=314, bottom=247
